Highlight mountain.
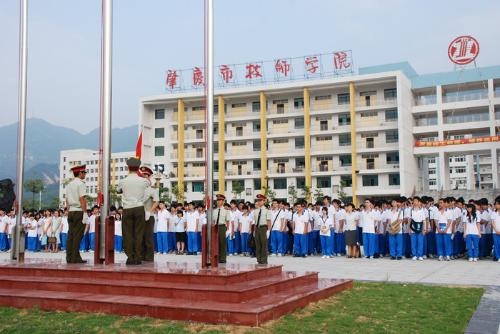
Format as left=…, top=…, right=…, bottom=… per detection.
left=0, top=118, right=138, bottom=180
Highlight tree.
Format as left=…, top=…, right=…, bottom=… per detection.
left=24, top=179, right=44, bottom=210
left=288, top=185, right=297, bottom=204
left=263, top=186, right=276, bottom=207
left=313, top=188, right=324, bottom=203
left=337, top=180, right=352, bottom=204
left=300, top=185, right=311, bottom=203
left=171, top=184, right=184, bottom=203
left=109, top=185, right=122, bottom=208
left=159, top=185, right=172, bottom=204
left=231, top=181, right=245, bottom=200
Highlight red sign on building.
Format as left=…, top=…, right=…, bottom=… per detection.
left=448, top=36, right=479, bottom=65
left=166, top=70, right=179, bottom=89
left=192, top=67, right=204, bottom=87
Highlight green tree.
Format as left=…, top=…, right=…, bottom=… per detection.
left=300, top=185, right=311, bottom=203
left=231, top=181, right=245, bottom=200
left=171, top=184, right=184, bottom=203
left=337, top=180, right=352, bottom=204
left=288, top=185, right=297, bottom=204
left=313, top=188, right=324, bottom=203
left=109, top=185, right=122, bottom=208
left=263, top=186, right=276, bottom=206
left=159, top=185, right=172, bottom=204
left=24, top=179, right=44, bottom=210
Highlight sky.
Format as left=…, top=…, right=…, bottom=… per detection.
left=1, top=0, right=499, bottom=134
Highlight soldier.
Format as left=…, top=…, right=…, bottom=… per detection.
left=213, top=194, right=231, bottom=264
left=139, top=166, right=159, bottom=262
left=252, top=194, right=272, bottom=265
left=64, top=165, right=87, bottom=264
left=117, top=158, right=149, bottom=265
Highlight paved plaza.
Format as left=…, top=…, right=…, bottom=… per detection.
left=1, top=251, right=499, bottom=333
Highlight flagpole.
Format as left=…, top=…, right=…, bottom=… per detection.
left=12, top=0, right=28, bottom=262
left=98, top=0, right=113, bottom=262
left=204, top=0, right=214, bottom=267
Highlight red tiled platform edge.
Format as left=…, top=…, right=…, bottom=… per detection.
left=0, top=259, right=352, bottom=326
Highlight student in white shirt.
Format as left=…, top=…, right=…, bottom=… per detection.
left=238, top=205, right=253, bottom=256
left=318, top=207, right=333, bottom=258
left=361, top=199, right=379, bottom=259
left=269, top=200, right=285, bottom=257
left=464, top=204, right=481, bottom=262
left=435, top=199, right=453, bottom=261
left=491, top=198, right=500, bottom=262
left=409, top=197, right=427, bottom=261
left=87, top=206, right=99, bottom=252
left=60, top=210, right=69, bottom=251
left=292, top=202, right=309, bottom=257
left=185, top=202, right=199, bottom=255
left=387, top=199, right=404, bottom=260
left=155, top=202, right=169, bottom=254
left=114, top=213, right=123, bottom=252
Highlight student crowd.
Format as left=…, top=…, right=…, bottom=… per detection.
left=2, top=194, right=499, bottom=264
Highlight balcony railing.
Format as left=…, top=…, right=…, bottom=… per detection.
left=442, top=91, right=488, bottom=103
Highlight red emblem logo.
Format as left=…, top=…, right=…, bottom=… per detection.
left=448, top=36, right=479, bottom=65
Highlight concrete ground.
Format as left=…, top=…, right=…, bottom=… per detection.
left=2, top=250, right=499, bottom=333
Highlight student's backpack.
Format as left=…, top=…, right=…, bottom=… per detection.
left=0, top=179, right=15, bottom=211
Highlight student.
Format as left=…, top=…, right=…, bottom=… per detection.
left=60, top=210, right=69, bottom=251
left=114, top=213, right=123, bottom=253
left=269, top=200, right=285, bottom=257
left=464, top=204, right=481, bottom=262
left=344, top=203, right=359, bottom=259
left=185, top=202, right=199, bottom=255
left=155, top=202, right=168, bottom=254
left=387, top=199, right=404, bottom=260
left=0, top=210, right=8, bottom=251
left=361, top=199, right=379, bottom=259
left=292, top=202, right=308, bottom=258
left=435, top=199, right=453, bottom=261
left=174, top=210, right=186, bottom=255
left=318, top=207, right=333, bottom=258
left=88, top=206, right=99, bottom=252
left=238, top=205, right=253, bottom=256
left=409, top=197, right=427, bottom=261
left=491, top=199, right=500, bottom=262
left=333, top=200, right=346, bottom=257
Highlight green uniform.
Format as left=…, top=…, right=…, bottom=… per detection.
left=65, top=177, right=86, bottom=263
left=117, top=173, right=149, bottom=264
left=142, top=185, right=159, bottom=261
left=213, top=207, right=231, bottom=263
left=253, top=206, right=272, bottom=264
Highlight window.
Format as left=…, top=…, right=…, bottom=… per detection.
left=232, top=103, right=246, bottom=108
left=155, top=128, right=165, bottom=138
left=455, top=167, right=466, bottom=173
left=320, top=120, right=328, bottom=131
left=296, top=157, right=305, bottom=169
left=338, top=113, right=351, bottom=126
left=386, top=130, right=399, bottom=143
left=384, top=88, right=397, bottom=100
left=337, top=93, right=350, bottom=105
left=316, top=136, right=332, bottom=141
left=362, top=175, right=378, bottom=187
left=388, top=173, right=400, bottom=186
left=253, top=140, right=261, bottom=151
left=192, top=182, right=204, bottom=192
left=236, top=126, right=243, bottom=136
left=317, top=176, right=331, bottom=188
left=213, top=180, right=219, bottom=192
left=339, top=154, right=352, bottom=167
left=273, top=139, right=288, bottom=144
left=196, top=148, right=203, bottom=158
left=385, top=109, right=398, bottom=121
left=192, top=106, right=204, bottom=111
left=315, top=95, right=331, bottom=101
left=277, top=103, right=285, bottom=114
left=429, top=169, right=436, bottom=175
left=272, top=119, right=288, bottom=124
left=232, top=141, right=246, bottom=146
left=294, top=98, right=304, bottom=109
left=254, top=179, right=261, bottom=190
left=214, top=161, right=219, bottom=172
left=272, top=178, right=286, bottom=190
left=386, top=152, right=399, bottom=164
left=252, top=121, right=260, bottom=132
left=252, top=101, right=260, bottom=112
left=295, top=117, right=304, bottom=129
left=232, top=180, right=244, bottom=190
left=339, top=133, right=351, bottom=146
left=361, top=111, right=378, bottom=118
left=295, top=137, right=304, bottom=149
left=340, top=175, right=352, bottom=187
left=155, top=109, right=165, bottom=119
left=253, top=160, right=261, bottom=171
left=296, top=177, right=305, bottom=189
left=154, top=146, right=164, bottom=156
left=196, top=129, right=203, bottom=139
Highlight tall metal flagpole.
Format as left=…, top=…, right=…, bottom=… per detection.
left=98, top=0, right=112, bottom=262
left=204, top=0, right=214, bottom=267
left=12, top=0, right=28, bottom=261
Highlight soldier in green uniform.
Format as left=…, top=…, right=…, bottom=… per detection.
left=213, top=194, right=231, bottom=264
left=64, top=165, right=88, bottom=264
left=139, top=166, right=159, bottom=262
left=117, top=158, right=149, bottom=265
left=253, top=194, right=272, bottom=265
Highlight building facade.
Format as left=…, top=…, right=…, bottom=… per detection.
left=139, top=62, right=500, bottom=204
left=59, top=149, right=135, bottom=204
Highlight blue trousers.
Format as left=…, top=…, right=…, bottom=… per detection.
left=60, top=232, right=68, bottom=250
left=187, top=232, right=198, bottom=253
left=153, top=232, right=158, bottom=252
left=484, top=234, right=493, bottom=257
left=410, top=233, right=424, bottom=257
left=436, top=233, right=452, bottom=257
left=453, top=231, right=465, bottom=256
left=233, top=232, right=241, bottom=254
left=114, top=235, right=123, bottom=252
left=240, top=232, right=249, bottom=253
left=403, top=233, right=411, bottom=257
left=466, top=235, right=479, bottom=258
left=294, top=234, right=307, bottom=256
left=493, top=234, right=500, bottom=259
left=167, top=232, right=176, bottom=252
left=270, top=230, right=282, bottom=255
left=377, top=233, right=387, bottom=256
left=80, top=233, right=89, bottom=251
left=308, top=231, right=320, bottom=255
left=89, top=232, right=95, bottom=251
left=156, top=232, right=167, bottom=253
left=388, top=233, right=403, bottom=257
left=320, top=235, right=332, bottom=256
left=426, top=232, right=436, bottom=256
left=27, top=236, right=37, bottom=251
left=197, top=232, right=202, bottom=253
left=0, top=233, right=7, bottom=251
left=335, top=232, right=346, bottom=255
left=362, top=233, right=376, bottom=257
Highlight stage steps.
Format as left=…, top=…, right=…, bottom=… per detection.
left=0, top=260, right=352, bottom=326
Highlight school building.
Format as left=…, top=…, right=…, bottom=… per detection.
left=138, top=62, right=500, bottom=204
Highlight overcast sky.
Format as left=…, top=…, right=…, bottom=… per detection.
left=1, top=0, right=499, bottom=133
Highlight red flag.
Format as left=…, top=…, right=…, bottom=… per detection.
left=135, top=131, right=143, bottom=159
